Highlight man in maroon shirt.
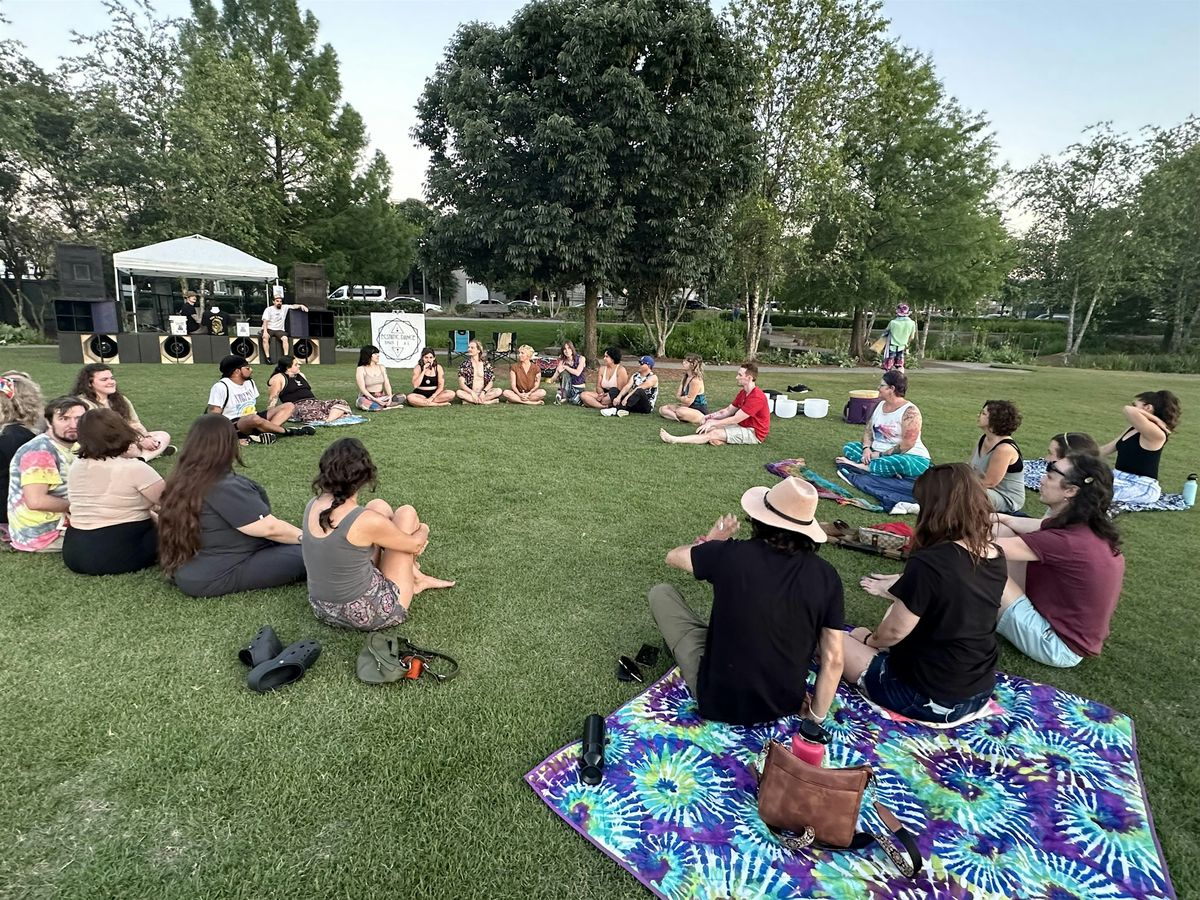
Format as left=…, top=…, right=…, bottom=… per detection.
left=659, top=361, right=770, bottom=446
left=993, top=453, right=1125, bottom=667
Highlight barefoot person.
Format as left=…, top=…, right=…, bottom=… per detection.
left=73, top=363, right=174, bottom=460
left=267, top=356, right=351, bottom=424
left=208, top=355, right=313, bottom=444
left=553, top=340, right=587, bottom=405
left=658, top=354, right=709, bottom=425
left=302, top=438, right=455, bottom=629
left=502, top=345, right=547, bottom=405
left=649, top=477, right=844, bottom=726
left=355, top=345, right=406, bottom=410
left=843, top=464, right=1004, bottom=724
left=836, top=370, right=931, bottom=477
left=580, top=347, right=627, bottom=409
left=456, top=339, right=502, bottom=405
left=406, top=348, right=455, bottom=408
left=660, top=361, right=768, bottom=446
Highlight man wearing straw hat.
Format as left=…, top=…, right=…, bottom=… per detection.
left=880, top=303, right=917, bottom=372
left=647, top=477, right=845, bottom=726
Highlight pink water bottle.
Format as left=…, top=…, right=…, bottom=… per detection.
left=791, top=718, right=829, bottom=766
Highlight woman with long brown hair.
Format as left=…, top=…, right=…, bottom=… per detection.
left=157, top=415, right=305, bottom=597
left=71, top=363, right=174, bottom=460
left=841, top=463, right=1005, bottom=724
left=301, top=438, right=454, bottom=629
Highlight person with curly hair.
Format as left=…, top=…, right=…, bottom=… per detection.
left=971, top=400, right=1025, bottom=512
left=993, top=453, right=1125, bottom=667
left=847, top=464, right=1005, bottom=723
left=72, top=363, right=175, bottom=460
left=1098, top=389, right=1182, bottom=505
left=157, top=416, right=305, bottom=597
left=301, top=438, right=455, bottom=630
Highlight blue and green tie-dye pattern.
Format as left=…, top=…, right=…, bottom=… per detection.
left=526, top=669, right=1174, bottom=899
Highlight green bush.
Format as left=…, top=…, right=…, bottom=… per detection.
left=664, top=318, right=745, bottom=364
left=1071, top=353, right=1200, bottom=373
left=0, top=324, right=42, bottom=345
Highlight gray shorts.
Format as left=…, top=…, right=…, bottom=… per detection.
left=723, top=425, right=761, bottom=445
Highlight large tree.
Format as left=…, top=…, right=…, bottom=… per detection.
left=805, top=46, right=1011, bottom=356
left=415, top=0, right=756, bottom=362
left=726, top=0, right=886, bottom=355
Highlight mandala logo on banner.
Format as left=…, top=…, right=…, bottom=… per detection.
left=371, top=312, right=425, bottom=368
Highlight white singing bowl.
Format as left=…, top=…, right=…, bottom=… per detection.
left=803, top=398, right=829, bottom=418
left=775, top=397, right=799, bottom=418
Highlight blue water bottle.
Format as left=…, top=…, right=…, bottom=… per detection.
left=1184, top=474, right=1197, bottom=508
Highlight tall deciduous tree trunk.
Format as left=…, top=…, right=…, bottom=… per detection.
left=583, top=280, right=599, bottom=364
left=849, top=306, right=868, bottom=359
left=917, top=302, right=933, bottom=359
left=1063, top=277, right=1080, bottom=362
left=744, top=283, right=769, bottom=359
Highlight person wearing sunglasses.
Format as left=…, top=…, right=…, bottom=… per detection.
left=992, top=453, right=1125, bottom=668
left=1098, top=390, right=1181, bottom=505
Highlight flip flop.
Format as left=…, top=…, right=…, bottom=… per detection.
left=238, top=625, right=283, bottom=667
left=246, top=639, right=322, bottom=693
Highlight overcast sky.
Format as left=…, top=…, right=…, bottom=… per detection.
left=5, top=0, right=1198, bottom=201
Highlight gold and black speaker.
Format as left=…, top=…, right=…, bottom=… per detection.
left=80, top=333, right=121, bottom=365
left=291, top=337, right=335, bottom=365
left=228, top=335, right=261, bottom=364
left=159, top=334, right=194, bottom=364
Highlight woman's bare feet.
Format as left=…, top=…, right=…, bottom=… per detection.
left=414, top=571, right=456, bottom=594
left=660, top=428, right=679, bottom=444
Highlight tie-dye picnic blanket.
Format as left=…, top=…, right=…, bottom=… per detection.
left=309, top=414, right=368, bottom=426
left=526, top=669, right=1174, bottom=899
left=765, top=461, right=885, bottom=512
left=1024, top=458, right=1190, bottom=515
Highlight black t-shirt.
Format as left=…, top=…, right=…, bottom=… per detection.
left=0, top=424, right=36, bottom=524
left=691, top=539, right=844, bottom=726
left=888, top=542, right=1004, bottom=704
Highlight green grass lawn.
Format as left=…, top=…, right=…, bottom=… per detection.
left=1, top=347, right=1198, bottom=898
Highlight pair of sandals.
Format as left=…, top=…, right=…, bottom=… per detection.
left=238, top=625, right=322, bottom=693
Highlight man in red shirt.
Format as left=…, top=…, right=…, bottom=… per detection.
left=660, top=361, right=770, bottom=446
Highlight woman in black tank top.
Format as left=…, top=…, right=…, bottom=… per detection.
left=1099, top=389, right=1181, bottom=504
left=406, top=348, right=455, bottom=407
left=267, top=356, right=352, bottom=423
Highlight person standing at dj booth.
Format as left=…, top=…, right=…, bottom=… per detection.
left=176, top=290, right=204, bottom=334
left=259, top=293, right=308, bottom=363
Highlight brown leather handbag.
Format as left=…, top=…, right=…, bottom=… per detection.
left=754, top=740, right=923, bottom=877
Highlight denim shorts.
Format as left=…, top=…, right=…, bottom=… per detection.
left=859, top=651, right=991, bottom=724
left=997, top=596, right=1083, bottom=668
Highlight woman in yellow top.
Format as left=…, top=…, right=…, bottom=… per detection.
left=71, top=363, right=174, bottom=459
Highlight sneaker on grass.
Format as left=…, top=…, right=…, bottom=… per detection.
left=248, top=433, right=277, bottom=445
left=601, top=408, right=618, bottom=417
left=283, top=425, right=317, bottom=437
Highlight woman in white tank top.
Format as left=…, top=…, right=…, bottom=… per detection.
left=836, top=370, right=932, bottom=478
left=580, top=348, right=629, bottom=409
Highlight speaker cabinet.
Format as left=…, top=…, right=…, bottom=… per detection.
left=307, top=309, right=335, bottom=338
left=286, top=308, right=309, bottom=337
left=55, top=299, right=119, bottom=334
left=137, top=333, right=162, bottom=364
left=293, top=263, right=327, bottom=308
left=292, top=337, right=334, bottom=365
left=228, top=335, right=261, bottom=364
left=159, top=335, right=194, bottom=364
left=117, top=333, right=142, bottom=363
left=190, top=334, right=225, bottom=364
left=55, top=243, right=105, bottom=299
left=82, top=333, right=121, bottom=364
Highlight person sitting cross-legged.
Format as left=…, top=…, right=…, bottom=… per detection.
left=502, top=344, right=548, bottom=405
left=843, top=464, right=1005, bottom=724
left=406, top=347, right=456, bottom=408
left=836, top=369, right=931, bottom=478
left=302, top=438, right=456, bottom=630
left=579, top=347, right=628, bottom=410
left=991, top=452, right=1125, bottom=668
left=456, top=340, right=502, bottom=405
left=658, top=353, right=709, bottom=425
left=649, top=477, right=844, bottom=727
left=604, top=355, right=659, bottom=417
left=6, top=396, right=85, bottom=553
left=207, top=355, right=313, bottom=445
left=660, top=360, right=769, bottom=446
left=266, top=355, right=351, bottom=424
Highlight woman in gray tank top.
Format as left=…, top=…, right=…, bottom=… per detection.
left=972, top=400, right=1025, bottom=513
left=302, top=439, right=455, bottom=630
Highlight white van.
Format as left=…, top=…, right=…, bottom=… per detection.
left=328, top=284, right=387, bottom=302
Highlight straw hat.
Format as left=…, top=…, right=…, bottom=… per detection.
left=740, top=477, right=826, bottom=543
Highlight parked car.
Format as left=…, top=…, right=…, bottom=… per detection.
left=388, top=296, right=442, bottom=313
left=471, top=298, right=510, bottom=317
left=684, top=299, right=710, bottom=310
left=507, top=300, right=536, bottom=311
left=329, top=284, right=387, bottom=302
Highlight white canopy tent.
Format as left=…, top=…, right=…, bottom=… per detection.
left=112, top=234, right=278, bottom=331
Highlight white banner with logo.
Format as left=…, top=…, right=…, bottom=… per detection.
left=370, top=312, right=426, bottom=369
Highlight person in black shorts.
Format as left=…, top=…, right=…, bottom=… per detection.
left=406, top=347, right=456, bottom=407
